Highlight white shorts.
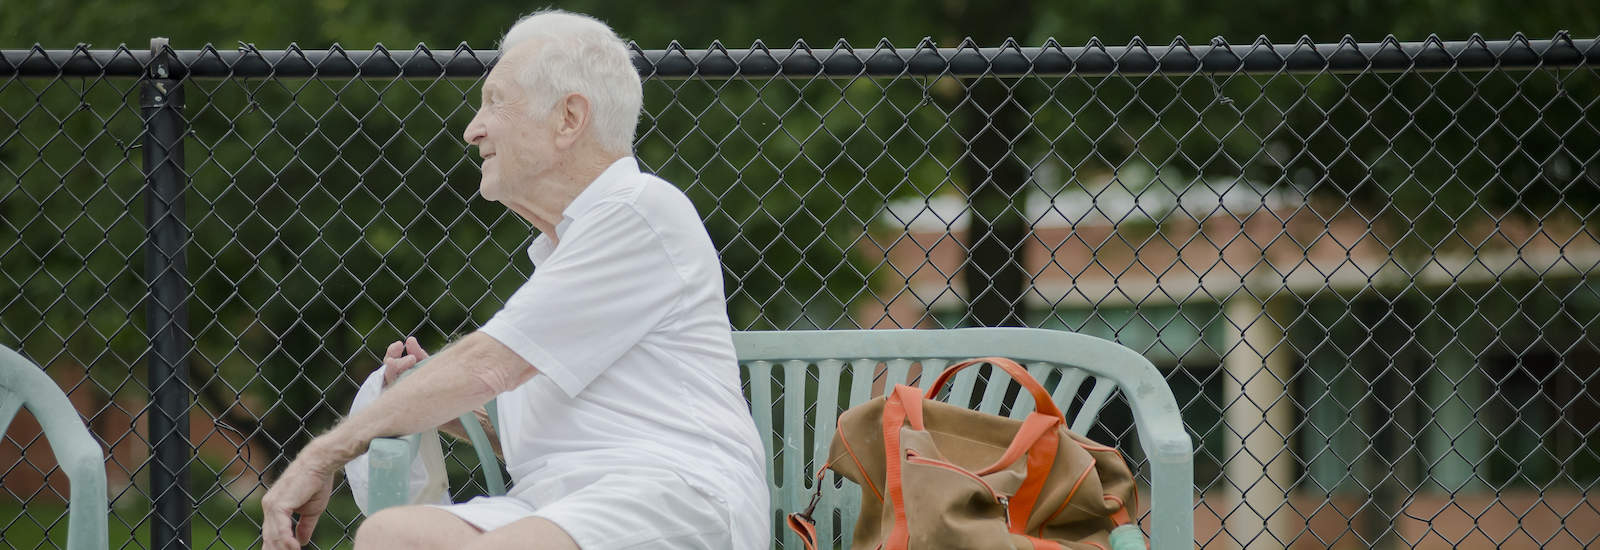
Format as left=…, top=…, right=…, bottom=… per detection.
left=429, top=467, right=735, bottom=549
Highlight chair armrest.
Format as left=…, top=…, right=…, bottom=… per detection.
left=457, top=406, right=507, bottom=497
left=365, top=403, right=505, bottom=515
left=1143, top=426, right=1195, bottom=550
left=1119, top=362, right=1195, bottom=549
left=367, top=434, right=422, bottom=513
left=364, top=359, right=506, bottom=508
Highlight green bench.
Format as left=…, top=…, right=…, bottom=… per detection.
left=0, top=345, right=109, bottom=550
left=368, top=328, right=1196, bottom=548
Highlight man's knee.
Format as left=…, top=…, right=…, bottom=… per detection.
left=353, top=507, right=417, bottom=550
left=354, top=506, right=479, bottom=550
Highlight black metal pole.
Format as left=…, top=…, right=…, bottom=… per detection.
left=141, top=36, right=191, bottom=550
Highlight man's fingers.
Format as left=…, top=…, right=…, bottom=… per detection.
left=294, top=512, right=319, bottom=545
left=383, top=336, right=427, bottom=387
left=405, top=336, right=429, bottom=359
left=292, top=478, right=334, bottom=546
left=273, top=522, right=297, bottom=550
left=383, top=356, right=418, bottom=386
left=261, top=456, right=334, bottom=550
left=383, top=338, right=417, bottom=386
left=269, top=508, right=295, bottom=550
left=262, top=504, right=297, bottom=550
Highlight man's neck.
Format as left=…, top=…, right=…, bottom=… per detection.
left=507, top=148, right=627, bottom=243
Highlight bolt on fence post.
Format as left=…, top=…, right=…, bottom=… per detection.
left=141, top=36, right=192, bottom=550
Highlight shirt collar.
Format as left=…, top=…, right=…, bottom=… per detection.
left=560, top=156, right=640, bottom=226
left=526, top=156, right=641, bottom=265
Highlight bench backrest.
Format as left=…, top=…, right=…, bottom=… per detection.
left=733, top=328, right=1193, bottom=549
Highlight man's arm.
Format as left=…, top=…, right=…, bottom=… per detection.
left=380, top=337, right=503, bottom=457
left=309, top=331, right=531, bottom=466
left=259, top=331, right=532, bottom=550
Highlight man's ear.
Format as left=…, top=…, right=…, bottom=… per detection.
left=554, top=93, right=590, bottom=149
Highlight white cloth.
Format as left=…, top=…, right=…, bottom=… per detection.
left=343, top=366, right=451, bottom=514
left=431, top=466, right=732, bottom=549
left=472, top=156, right=770, bottom=548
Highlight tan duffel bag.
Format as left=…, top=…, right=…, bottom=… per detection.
left=787, top=357, right=1147, bottom=550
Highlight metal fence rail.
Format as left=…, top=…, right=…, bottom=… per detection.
left=4, top=36, right=1597, bottom=78
left=2, top=33, right=1597, bottom=549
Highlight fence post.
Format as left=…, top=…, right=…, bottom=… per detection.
left=141, top=36, right=192, bottom=550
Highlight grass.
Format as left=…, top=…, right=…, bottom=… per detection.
left=2, top=443, right=502, bottom=549
left=0, top=493, right=370, bottom=550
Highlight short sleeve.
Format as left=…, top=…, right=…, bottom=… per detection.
left=478, top=202, right=685, bottom=396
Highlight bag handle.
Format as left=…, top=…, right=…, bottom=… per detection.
left=927, top=357, right=1064, bottom=422
left=895, top=362, right=1067, bottom=539
left=784, top=465, right=829, bottom=550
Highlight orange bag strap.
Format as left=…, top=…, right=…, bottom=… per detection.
left=784, top=514, right=819, bottom=550
left=881, top=387, right=920, bottom=550
left=883, top=359, right=1073, bottom=543
left=784, top=464, right=830, bottom=550
left=1008, top=426, right=1060, bottom=532
left=928, top=357, right=1064, bottom=421
left=892, top=385, right=927, bottom=430
left=975, top=412, right=1061, bottom=476
left=928, top=358, right=1068, bottom=534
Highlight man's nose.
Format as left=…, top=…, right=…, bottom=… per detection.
left=463, top=112, right=487, bottom=146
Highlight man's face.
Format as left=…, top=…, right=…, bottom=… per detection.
left=462, top=42, right=555, bottom=203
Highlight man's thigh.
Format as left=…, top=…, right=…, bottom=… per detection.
left=464, top=516, right=580, bottom=550
left=504, top=468, right=733, bottom=549
left=353, top=505, right=483, bottom=550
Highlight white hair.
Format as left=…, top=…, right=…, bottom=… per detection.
left=498, top=9, right=642, bottom=154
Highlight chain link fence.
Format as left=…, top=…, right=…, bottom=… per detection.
left=2, top=34, right=1597, bottom=549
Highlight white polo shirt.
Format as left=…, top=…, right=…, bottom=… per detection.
left=477, top=157, right=769, bottom=546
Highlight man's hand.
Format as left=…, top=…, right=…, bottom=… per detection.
left=259, top=338, right=424, bottom=549
left=383, top=337, right=429, bottom=387
left=260, top=446, right=336, bottom=550
left=255, top=331, right=535, bottom=549
left=385, top=337, right=503, bottom=456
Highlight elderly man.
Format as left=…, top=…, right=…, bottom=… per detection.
left=259, top=9, right=770, bottom=550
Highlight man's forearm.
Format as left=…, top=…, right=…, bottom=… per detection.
left=302, top=331, right=533, bottom=467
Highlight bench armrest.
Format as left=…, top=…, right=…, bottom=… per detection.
left=364, top=403, right=506, bottom=515
left=1144, top=426, right=1195, bottom=550
left=366, top=434, right=422, bottom=513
